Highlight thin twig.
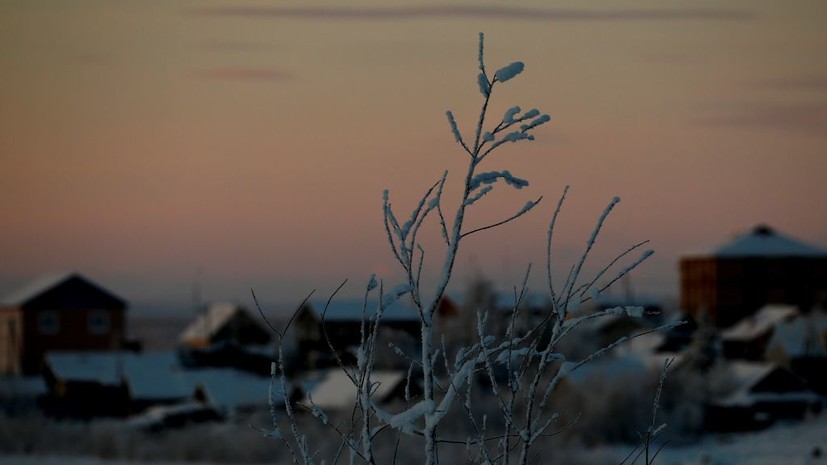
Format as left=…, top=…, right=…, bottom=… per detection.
left=461, top=196, right=543, bottom=239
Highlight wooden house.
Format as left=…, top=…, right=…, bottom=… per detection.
left=680, top=225, right=827, bottom=328
left=0, top=273, right=127, bottom=375
left=706, top=362, right=820, bottom=431
left=720, top=304, right=800, bottom=360
left=178, top=303, right=273, bottom=374
left=179, top=302, right=271, bottom=349
left=294, top=300, right=421, bottom=369
left=765, top=309, right=827, bottom=394
left=765, top=308, right=827, bottom=361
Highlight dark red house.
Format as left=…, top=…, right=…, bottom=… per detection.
left=0, top=273, right=127, bottom=375
left=680, top=225, right=827, bottom=328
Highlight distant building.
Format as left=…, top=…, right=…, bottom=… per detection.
left=42, top=350, right=281, bottom=418
left=178, top=303, right=274, bottom=375
left=179, top=302, right=271, bottom=349
left=720, top=304, right=800, bottom=360
left=765, top=309, right=827, bottom=395
left=705, top=361, right=820, bottom=431
left=294, top=300, right=421, bottom=369
left=680, top=225, right=827, bottom=328
left=0, top=273, right=127, bottom=375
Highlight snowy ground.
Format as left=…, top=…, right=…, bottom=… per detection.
left=3, top=414, right=826, bottom=465
left=0, top=457, right=222, bottom=465
left=576, top=413, right=827, bottom=465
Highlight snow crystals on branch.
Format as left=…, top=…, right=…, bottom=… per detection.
left=446, top=110, right=464, bottom=145
left=494, top=61, right=525, bottom=82
left=478, top=73, right=491, bottom=96
left=389, top=399, right=434, bottom=434
left=382, top=283, right=414, bottom=308
left=470, top=170, right=529, bottom=190
left=260, top=31, right=666, bottom=465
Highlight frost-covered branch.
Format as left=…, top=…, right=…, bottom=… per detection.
left=461, top=198, right=542, bottom=239
left=574, top=239, right=651, bottom=301
left=261, top=31, right=671, bottom=465
left=620, top=358, right=675, bottom=465
left=558, top=195, right=620, bottom=310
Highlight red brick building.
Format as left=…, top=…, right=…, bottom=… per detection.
left=0, top=273, right=127, bottom=375
left=680, top=225, right=827, bottom=328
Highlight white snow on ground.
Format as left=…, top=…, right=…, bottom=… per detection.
left=3, top=414, right=826, bottom=465
left=577, top=413, right=827, bottom=465
left=0, top=457, right=224, bottom=465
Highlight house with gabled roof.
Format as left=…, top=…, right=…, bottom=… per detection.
left=765, top=309, right=827, bottom=395
left=706, top=361, right=820, bottom=431
left=0, top=273, right=127, bottom=375
left=680, top=225, right=827, bottom=328
left=178, top=302, right=274, bottom=374
left=294, top=300, right=421, bottom=369
left=721, top=304, right=800, bottom=360
left=766, top=309, right=827, bottom=361
left=179, top=302, right=271, bottom=349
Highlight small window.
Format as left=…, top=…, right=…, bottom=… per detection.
left=88, top=311, right=110, bottom=335
left=38, top=311, right=60, bottom=335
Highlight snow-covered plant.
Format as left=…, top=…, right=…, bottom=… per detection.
left=256, top=33, right=681, bottom=465
left=620, top=359, right=674, bottom=465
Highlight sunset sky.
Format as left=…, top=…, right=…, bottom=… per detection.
left=2, top=1, right=826, bottom=311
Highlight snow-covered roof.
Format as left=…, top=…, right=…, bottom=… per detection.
left=726, top=361, right=776, bottom=391
left=127, top=358, right=192, bottom=401
left=495, top=292, right=549, bottom=311
left=46, top=351, right=191, bottom=400
left=45, top=350, right=280, bottom=410
left=301, top=369, right=406, bottom=410
left=127, top=401, right=219, bottom=427
left=307, top=300, right=420, bottom=323
left=593, top=293, right=662, bottom=309
left=1, top=273, right=72, bottom=306
left=691, top=225, right=827, bottom=259
left=715, top=361, right=818, bottom=407
left=715, top=390, right=821, bottom=408
left=181, top=369, right=281, bottom=412
left=766, top=310, right=827, bottom=358
left=561, top=352, right=679, bottom=385
left=0, top=272, right=126, bottom=308
left=721, top=305, right=799, bottom=341
left=0, top=376, right=47, bottom=398
left=179, top=302, right=250, bottom=342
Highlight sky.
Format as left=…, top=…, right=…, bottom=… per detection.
left=1, top=0, right=826, bottom=312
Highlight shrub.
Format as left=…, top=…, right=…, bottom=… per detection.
left=258, top=33, right=679, bottom=465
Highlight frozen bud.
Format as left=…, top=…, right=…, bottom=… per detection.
left=494, top=61, right=524, bottom=82
left=503, top=106, right=521, bottom=124
left=477, top=73, right=490, bottom=96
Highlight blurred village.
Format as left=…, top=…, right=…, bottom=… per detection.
left=1, top=224, right=826, bottom=453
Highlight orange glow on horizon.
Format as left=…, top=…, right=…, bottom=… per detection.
left=2, top=0, right=826, bottom=307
